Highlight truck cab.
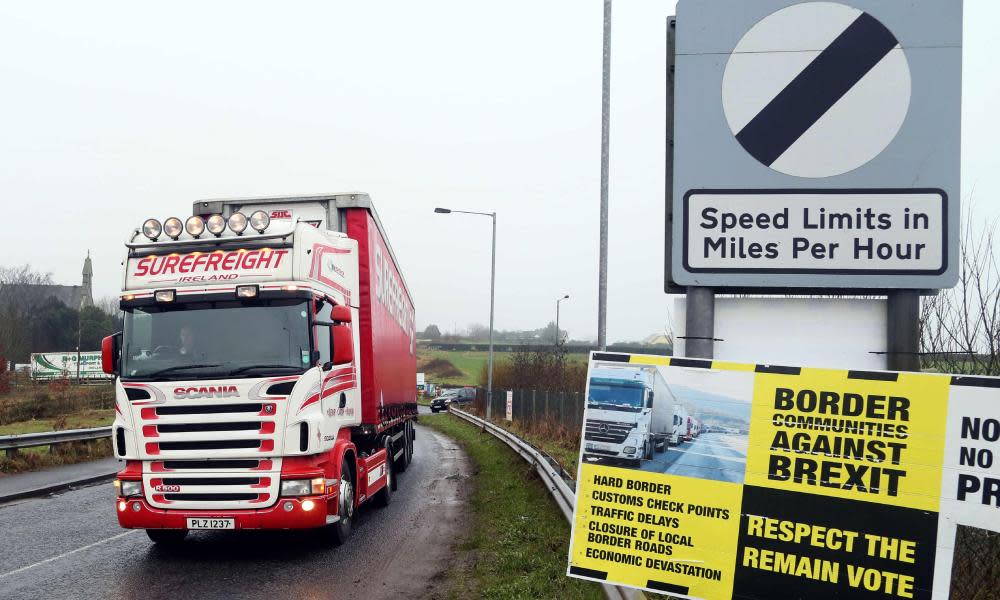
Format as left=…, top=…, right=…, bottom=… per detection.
left=583, top=364, right=673, bottom=466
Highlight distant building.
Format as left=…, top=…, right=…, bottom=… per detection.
left=643, top=333, right=672, bottom=346
left=27, top=253, right=94, bottom=309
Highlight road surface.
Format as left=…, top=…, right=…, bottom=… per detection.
left=641, top=433, right=748, bottom=483
left=583, top=432, right=748, bottom=483
left=0, top=423, right=469, bottom=600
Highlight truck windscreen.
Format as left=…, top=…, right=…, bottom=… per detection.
left=121, top=299, right=310, bottom=380
left=588, top=382, right=645, bottom=412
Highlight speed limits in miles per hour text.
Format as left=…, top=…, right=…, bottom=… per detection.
left=682, top=190, right=946, bottom=275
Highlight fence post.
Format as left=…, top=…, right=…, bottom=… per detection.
left=532, top=390, right=537, bottom=424
left=544, top=391, right=550, bottom=419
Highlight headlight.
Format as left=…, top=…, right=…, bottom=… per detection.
left=623, top=446, right=636, bottom=454
left=250, top=210, right=270, bottom=233
left=206, top=214, right=227, bottom=236
left=142, top=219, right=162, bottom=240
left=280, top=478, right=325, bottom=497
left=228, top=212, right=248, bottom=234
left=116, top=479, right=143, bottom=497
left=163, top=217, right=183, bottom=239
left=185, top=216, right=206, bottom=238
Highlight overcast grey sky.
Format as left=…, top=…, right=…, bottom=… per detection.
left=1, top=1, right=996, bottom=343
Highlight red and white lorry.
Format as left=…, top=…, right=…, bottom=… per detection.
left=103, top=193, right=417, bottom=544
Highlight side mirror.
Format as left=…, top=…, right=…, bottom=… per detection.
left=332, top=325, right=354, bottom=365
left=331, top=305, right=352, bottom=323
left=102, top=332, right=122, bottom=375
left=646, top=391, right=654, bottom=409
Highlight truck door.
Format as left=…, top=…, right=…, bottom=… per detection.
left=314, top=299, right=359, bottom=430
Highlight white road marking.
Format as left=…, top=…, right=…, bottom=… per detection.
left=0, top=530, right=137, bottom=579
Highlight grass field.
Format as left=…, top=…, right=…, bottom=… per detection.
left=420, top=413, right=603, bottom=600
left=417, top=347, right=588, bottom=387
left=0, top=408, right=114, bottom=436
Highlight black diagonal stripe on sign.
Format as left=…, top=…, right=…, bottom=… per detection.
left=735, top=12, right=899, bottom=167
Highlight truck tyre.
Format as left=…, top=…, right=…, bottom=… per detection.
left=331, top=460, right=354, bottom=545
left=406, top=421, right=414, bottom=463
left=396, top=422, right=412, bottom=473
left=146, top=529, right=187, bottom=545
left=644, top=442, right=653, bottom=460
left=655, top=440, right=665, bottom=453
left=375, top=440, right=394, bottom=506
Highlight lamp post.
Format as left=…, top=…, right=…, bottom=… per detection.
left=435, top=207, right=496, bottom=419
left=555, top=294, right=569, bottom=345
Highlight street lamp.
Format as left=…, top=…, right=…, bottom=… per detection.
left=434, top=206, right=496, bottom=420
left=555, top=294, right=569, bottom=345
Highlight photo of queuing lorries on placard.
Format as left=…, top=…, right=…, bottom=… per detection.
left=580, top=358, right=753, bottom=484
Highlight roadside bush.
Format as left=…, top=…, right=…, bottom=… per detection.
left=0, top=380, right=113, bottom=425
left=479, top=345, right=586, bottom=392
left=0, top=438, right=112, bottom=474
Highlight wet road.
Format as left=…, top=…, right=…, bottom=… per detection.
left=0, top=423, right=470, bottom=600
left=640, top=433, right=748, bottom=483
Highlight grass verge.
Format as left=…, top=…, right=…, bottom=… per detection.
left=0, top=409, right=115, bottom=435
left=420, top=413, right=603, bottom=600
left=0, top=438, right=112, bottom=475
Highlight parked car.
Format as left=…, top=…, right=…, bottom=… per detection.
left=430, top=391, right=459, bottom=412
left=429, top=387, right=476, bottom=413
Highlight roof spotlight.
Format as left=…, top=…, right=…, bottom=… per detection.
left=142, top=219, right=162, bottom=241
left=163, top=217, right=183, bottom=240
left=249, top=210, right=270, bottom=233
left=185, top=216, right=206, bottom=238
left=228, top=212, right=248, bottom=235
left=206, top=214, right=226, bottom=236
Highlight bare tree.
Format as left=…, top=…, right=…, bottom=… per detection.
left=920, top=205, right=1000, bottom=375
left=0, top=265, right=54, bottom=363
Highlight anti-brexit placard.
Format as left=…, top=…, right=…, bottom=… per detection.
left=566, top=353, right=999, bottom=600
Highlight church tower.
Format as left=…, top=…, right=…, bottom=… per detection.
left=80, top=251, right=94, bottom=308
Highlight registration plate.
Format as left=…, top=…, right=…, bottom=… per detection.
left=186, top=518, right=234, bottom=530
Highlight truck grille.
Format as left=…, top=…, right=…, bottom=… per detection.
left=584, top=419, right=634, bottom=444
left=143, top=458, right=282, bottom=510
left=135, top=395, right=285, bottom=510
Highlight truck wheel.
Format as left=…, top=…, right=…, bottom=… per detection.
left=331, top=460, right=354, bottom=545
left=644, top=442, right=653, bottom=460
left=376, top=440, right=394, bottom=506
left=406, top=421, right=414, bottom=463
left=396, top=422, right=412, bottom=473
left=655, top=440, right=665, bottom=453
left=146, top=529, right=187, bottom=545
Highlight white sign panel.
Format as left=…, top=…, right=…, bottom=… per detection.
left=674, top=297, right=887, bottom=370
left=505, top=390, right=513, bottom=421
left=684, top=190, right=946, bottom=275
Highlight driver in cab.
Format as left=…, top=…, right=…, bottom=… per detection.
left=178, top=325, right=202, bottom=357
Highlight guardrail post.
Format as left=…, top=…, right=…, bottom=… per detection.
left=6, top=448, right=17, bottom=459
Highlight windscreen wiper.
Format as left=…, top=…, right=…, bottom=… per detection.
left=143, top=364, right=222, bottom=378
left=228, top=364, right=303, bottom=376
